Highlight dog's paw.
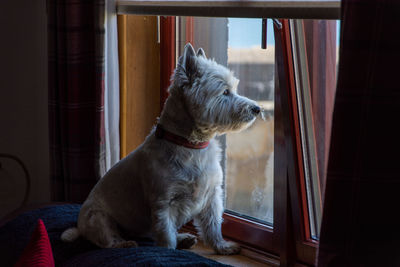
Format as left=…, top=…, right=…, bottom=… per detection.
left=112, top=240, right=138, bottom=248
left=214, top=241, right=241, bottom=255
left=177, top=233, right=197, bottom=249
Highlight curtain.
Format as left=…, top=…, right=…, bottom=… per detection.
left=317, top=0, right=400, bottom=266
left=104, top=0, right=120, bottom=170
left=48, top=0, right=119, bottom=202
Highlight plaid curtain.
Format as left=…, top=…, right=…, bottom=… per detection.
left=317, top=0, right=400, bottom=266
left=48, top=0, right=106, bottom=202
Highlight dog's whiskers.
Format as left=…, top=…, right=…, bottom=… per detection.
left=260, top=108, right=267, bottom=121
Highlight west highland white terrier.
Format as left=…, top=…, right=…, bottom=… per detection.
left=61, top=43, right=261, bottom=255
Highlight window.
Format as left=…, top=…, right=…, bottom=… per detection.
left=274, top=19, right=339, bottom=264
left=290, top=19, right=339, bottom=240
left=117, top=1, right=341, bottom=265
left=177, top=16, right=275, bottom=225
left=225, top=18, right=275, bottom=226
left=175, top=16, right=279, bottom=259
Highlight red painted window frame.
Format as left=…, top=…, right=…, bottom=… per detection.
left=160, top=16, right=194, bottom=110
left=278, top=19, right=338, bottom=265
left=160, top=17, right=176, bottom=110
left=278, top=19, right=324, bottom=266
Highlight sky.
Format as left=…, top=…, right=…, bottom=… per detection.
left=228, top=18, right=274, bottom=48
left=228, top=18, right=341, bottom=48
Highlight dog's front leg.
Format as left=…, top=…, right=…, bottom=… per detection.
left=194, top=186, right=241, bottom=255
left=152, top=206, right=177, bottom=249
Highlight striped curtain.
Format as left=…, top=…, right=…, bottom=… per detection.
left=47, top=0, right=106, bottom=202
left=317, top=0, right=400, bottom=266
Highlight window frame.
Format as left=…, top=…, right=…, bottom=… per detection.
left=276, top=19, right=319, bottom=265
left=117, top=1, right=340, bottom=265
left=118, top=15, right=161, bottom=157
left=117, top=0, right=340, bottom=19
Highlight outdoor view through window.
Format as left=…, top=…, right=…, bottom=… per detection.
left=225, top=19, right=274, bottom=225
left=185, top=18, right=275, bottom=225
left=180, top=16, right=339, bottom=235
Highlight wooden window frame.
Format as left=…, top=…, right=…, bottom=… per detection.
left=160, top=16, right=176, bottom=110
left=277, top=19, right=318, bottom=265
left=118, top=15, right=161, bottom=157
left=117, top=0, right=340, bottom=19
left=117, top=1, right=340, bottom=265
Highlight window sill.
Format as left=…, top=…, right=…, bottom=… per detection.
left=185, top=240, right=277, bottom=267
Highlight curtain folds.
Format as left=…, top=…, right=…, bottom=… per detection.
left=317, top=0, right=400, bottom=266
left=48, top=0, right=120, bottom=202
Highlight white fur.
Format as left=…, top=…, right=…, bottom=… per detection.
left=61, top=43, right=261, bottom=254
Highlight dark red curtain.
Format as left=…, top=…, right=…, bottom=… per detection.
left=317, top=0, right=400, bottom=266
left=47, top=0, right=106, bottom=202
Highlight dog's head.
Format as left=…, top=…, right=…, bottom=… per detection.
left=170, top=43, right=261, bottom=136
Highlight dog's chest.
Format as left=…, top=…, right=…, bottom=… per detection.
left=191, top=158, right=221, bottom=200
left=170, top=144, right=222, bottom=217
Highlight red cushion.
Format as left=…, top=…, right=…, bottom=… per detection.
left=14, top=219, right=55, bottom=267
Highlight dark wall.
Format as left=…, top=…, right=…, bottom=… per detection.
left=0, top=0, right=50, bottom=218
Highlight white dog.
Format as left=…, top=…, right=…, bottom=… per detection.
left=61, top=43, right=261, bottom=255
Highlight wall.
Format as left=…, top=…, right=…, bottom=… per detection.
left=0, top=0, right=49, bottom=218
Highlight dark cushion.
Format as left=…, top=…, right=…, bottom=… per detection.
left=0, top=204, right=231, bottom=267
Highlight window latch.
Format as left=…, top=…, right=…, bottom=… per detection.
left=262, top=18, right=267, bottom=49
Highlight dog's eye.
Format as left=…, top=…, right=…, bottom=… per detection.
left=223, top=89, right=230, bottom=96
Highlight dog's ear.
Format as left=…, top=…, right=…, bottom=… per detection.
left=180, top=43, right=197, bottom=75
left=175, top=43, right=197, bottom=86
left=197, top=48, right=206, bottom=58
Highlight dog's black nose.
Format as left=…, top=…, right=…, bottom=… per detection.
left=251, top=105, right=261, bottom=115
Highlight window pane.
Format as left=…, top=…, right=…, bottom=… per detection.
left=188, top=17, right=275, bottom=226
left=290, top=19, right=339, bottom=239
left=225, top=19, right=274, bottom=225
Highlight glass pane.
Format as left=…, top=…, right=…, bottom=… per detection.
left=290, top=19, right=340, bottom=239
left=185, top=17, right=275, bottom=226
left=225, top=18, right=274, bottom=225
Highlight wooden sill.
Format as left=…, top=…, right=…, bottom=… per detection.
left=186, top=240, right=274, bottom=267
left=182, top=223, right=280, bottom=266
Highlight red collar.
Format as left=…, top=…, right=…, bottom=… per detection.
left=155, top=124, right=210, bottom=149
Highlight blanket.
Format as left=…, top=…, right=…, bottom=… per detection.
left=0, top=204, right=231, bottom=267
